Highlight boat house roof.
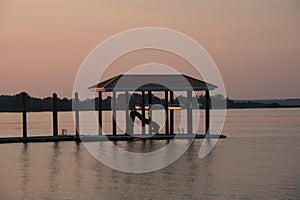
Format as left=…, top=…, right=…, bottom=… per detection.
left=89, top=74, right=217, bottom=92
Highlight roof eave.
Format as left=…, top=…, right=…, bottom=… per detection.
left=89, top=86, right=217, bottom=92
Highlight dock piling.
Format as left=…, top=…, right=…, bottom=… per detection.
left=98, top=92, right=102, bottom=135
left=148, top=91, right=152, bottom=135
left=170, top=91, right=174, bottom=134
left=187, top=90, right=193, bottom=134
left=112, top=91, right=117, bottom=135
left=22, top=92, right=27, bottom=138
left=125, top=91, right=130, bottom=134
left=142, top=91, right=146, bottom=135
left=75, top=92, right=80, bottom=137
left=52, top=93, right=58, bottom=136
left=205, top=90, right=210, bottom=135
left=165, top=91, right=169, bottom=135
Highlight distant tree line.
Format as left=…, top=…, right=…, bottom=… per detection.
left=0, top=92, right=72, bottom=112
left=0, top=92, right=296, bottom=112
left=226, top=98, right=281, bottom=109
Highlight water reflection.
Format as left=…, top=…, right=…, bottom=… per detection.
left=74, top=142, right=85, bottom=199
left=46, top=143, right=61, bottom=198
left=1, top=107, right=299, bottom=200
left=19, top=143, right=30, bottom=198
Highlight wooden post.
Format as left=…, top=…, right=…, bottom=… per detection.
left=52, top=93, right=58, bottom=136
left=75, top=92, right=80, bottom=137
left=112, top=91, right=117, bottom=135
left=205, top=90, right=210, bottom=135
left=98, top=91, right=102, bottom=135
left=125, top=91, right=130, bottom=134
left=187, top=90, right=193, bottom=134
left=22, top=93, right=27, bottom=138
left=148, top=91, right=152, bottom=135
left=142, top=91, right=146, bottom=135
left=165, top=91, right=169, bottom=135
left=170, top=91, right=174, bottom=134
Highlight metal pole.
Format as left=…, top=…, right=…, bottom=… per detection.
left=52, top=93, right=58, bottom=136
left=22, top=93, right=27, bottom=138
left=75, top=92, right=80, bottom=137
left=165, top=91, right=169, bottom=135
left=170, top=91, right=174, bottom=134
left=187, top=90, right=193, bottom=134
left=205, top=90, right=210, bottom=135
left=112, top=91, right=117, bottom=135
left=141, top=91, right=146, bottom=135
left=98, top=91, right=102, bottom=135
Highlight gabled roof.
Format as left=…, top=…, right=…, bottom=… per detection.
left=88, top=74, right=217, bottom=92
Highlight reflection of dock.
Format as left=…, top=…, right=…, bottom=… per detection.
left=0, top=134, right=226, bottom=144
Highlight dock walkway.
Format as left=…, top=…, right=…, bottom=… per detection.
left=0, top=134, right=226, bottom=144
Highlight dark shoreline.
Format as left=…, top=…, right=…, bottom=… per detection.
left=1, top=92, right=300, bottom=112
left=0, top=106, right=299, bottom=113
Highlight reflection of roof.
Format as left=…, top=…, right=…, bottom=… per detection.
left=88, top=74, right=217, bottom=92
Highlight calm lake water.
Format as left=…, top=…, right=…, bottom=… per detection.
left=0, top=108, right=299, bottom=199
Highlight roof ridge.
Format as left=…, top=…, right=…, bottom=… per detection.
left=101, top=74, right=122, bottom=89
left=183, top=74, right=205, bottom=83
left=183, top=74, right=217, bottom=88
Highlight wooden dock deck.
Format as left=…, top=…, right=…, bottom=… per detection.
left=0, top=134, right=226, bottom=144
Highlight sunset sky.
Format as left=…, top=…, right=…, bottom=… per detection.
left=0, top=0, right=299, bottom=99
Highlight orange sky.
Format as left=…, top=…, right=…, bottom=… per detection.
left=0, top=0, right=299, bottom=99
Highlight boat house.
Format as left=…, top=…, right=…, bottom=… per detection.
left=88, top=74, right=222, bottom=139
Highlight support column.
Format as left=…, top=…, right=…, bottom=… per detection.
left=22, top=93, right=27, bottom=138
left=98, top=91, right=102, bottom=135
left=205, top=90, right=210, bottom=135
left=125, top=91, right=130, bottom=134
left=187, top=90, right=193, bottom=134
left=52, top=93, right=58, bottom=136
left=148, top=91, right=152, bottom=135
left=75, top=92, right=80, bottom=137
left=141, top=91, right=146, bottom=135
left=170, top=91, right=174, bottom=134
left=165, top=91, right=169, bottom=135
left=112, top=91, right=117, bottom=135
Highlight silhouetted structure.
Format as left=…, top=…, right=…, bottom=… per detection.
left=89, top=74, right=217, bottom=135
